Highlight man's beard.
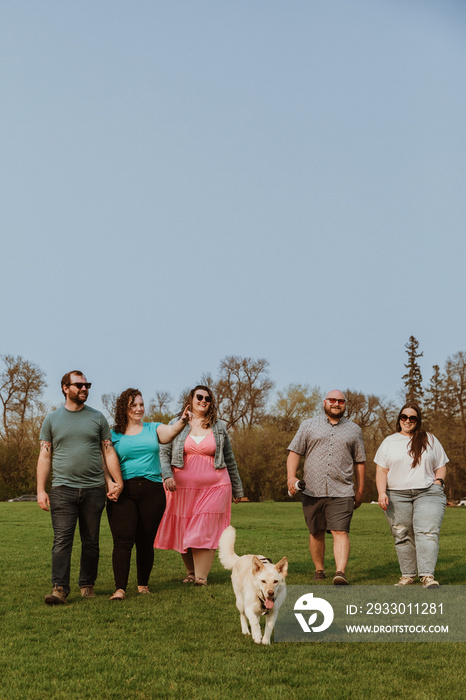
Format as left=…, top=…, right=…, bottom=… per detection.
left=324, top=406, right=344, bottom=420
left=70, top=394, right=87, bottom=406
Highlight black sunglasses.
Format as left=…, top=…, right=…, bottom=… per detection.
left=400, top=414, right=417, bottom=423
left=69, top=382, right=92, bottom=390
left=195, top=393, right=212, bottom=403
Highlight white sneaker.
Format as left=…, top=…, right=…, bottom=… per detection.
left=421, top=576, right=439, bottom=589
left=394, top=576, right=416, bottom=586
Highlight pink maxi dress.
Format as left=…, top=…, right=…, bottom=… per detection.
left=154, top=431, right=232, bottom=552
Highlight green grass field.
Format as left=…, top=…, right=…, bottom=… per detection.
left=1, top=502, right=465, bottom=699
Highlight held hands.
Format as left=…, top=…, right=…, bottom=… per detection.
left=107, top=482, right=124, bottom=501
left=164, top=477, right=176, bottom=492
left=378, top=493, right=389, bottom=511
left=37, top=490, right=50, bottom=511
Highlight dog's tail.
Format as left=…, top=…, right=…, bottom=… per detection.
left=218, top=526, right=239, bottom=570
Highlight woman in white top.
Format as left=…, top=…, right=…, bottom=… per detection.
left=375, top=402, right=448, bottom=588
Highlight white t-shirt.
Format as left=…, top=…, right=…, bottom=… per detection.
left=374, top=433, right=448, bottom=490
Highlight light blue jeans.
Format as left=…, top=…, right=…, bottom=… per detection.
left=385, top=484, right=446, bottom=578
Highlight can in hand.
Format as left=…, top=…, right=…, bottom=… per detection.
left=288, top=480, right=305, bottom=497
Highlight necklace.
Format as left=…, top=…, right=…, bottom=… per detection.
left=189, top=415, right=211, bottom=436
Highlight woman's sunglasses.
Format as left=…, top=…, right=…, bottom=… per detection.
left=195, top=394, right=212, bottom=403
left=400, top=414, right=417, bottom=423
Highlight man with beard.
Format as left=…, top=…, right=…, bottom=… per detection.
left=37, top=370, right=123, bottom=604
left=287, top=390, right=366, bottom=585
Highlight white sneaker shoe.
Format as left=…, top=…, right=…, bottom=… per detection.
left=394, top=576, right=416, bottom=586
left=421, top=576, right=439, bottom=589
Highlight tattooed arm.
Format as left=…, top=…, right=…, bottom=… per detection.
left=101, top=440, right=124, bottom=501
left=37, top=441, right=52, bottom=511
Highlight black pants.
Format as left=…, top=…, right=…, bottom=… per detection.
left=106, top=478, right=166, bottom=591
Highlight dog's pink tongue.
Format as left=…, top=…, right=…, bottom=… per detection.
left=265, top=599, right=274, bottom=610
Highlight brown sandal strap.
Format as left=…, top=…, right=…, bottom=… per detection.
left=194, top=577, right=208, bottom=586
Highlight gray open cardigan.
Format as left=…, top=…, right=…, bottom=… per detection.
left=159, top=419, right=244, bottom=499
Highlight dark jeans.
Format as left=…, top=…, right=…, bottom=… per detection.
left=106, top=478, right=166, bottom=591
left=49, top=484, right=107, bottom=596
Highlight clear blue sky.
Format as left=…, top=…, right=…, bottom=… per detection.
left=2, top=0, right=466, bottom=411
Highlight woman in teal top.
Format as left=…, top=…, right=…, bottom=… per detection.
left=107, top=388, right=190, bottom=600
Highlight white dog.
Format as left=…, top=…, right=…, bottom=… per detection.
left=218, top=526, right=288, bottom=645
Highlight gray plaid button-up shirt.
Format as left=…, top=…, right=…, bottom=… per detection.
left=288, top=414, right=366, bottom=497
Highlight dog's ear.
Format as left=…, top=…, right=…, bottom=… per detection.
left=252, top=556, right=264, bottom=574
left=275, top=557, right=288, bottom=577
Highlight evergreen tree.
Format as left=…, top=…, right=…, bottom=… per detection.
left=425, top=365, right=445, bottom=419
left=402, top=336, right=424, bottom=403
left=423, top=364, right=451, bottom=440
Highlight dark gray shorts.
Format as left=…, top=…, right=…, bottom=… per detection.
left=302, top=495, right=354, bottom=534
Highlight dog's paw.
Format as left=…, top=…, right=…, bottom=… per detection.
left=252, top=636, right=262, bottom=644
left=261, top=637, right=271, bottom=645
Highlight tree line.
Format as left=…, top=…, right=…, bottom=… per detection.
left=0, top=355, right=46, bottom=500
left=1, top=339, right=465, bottom=501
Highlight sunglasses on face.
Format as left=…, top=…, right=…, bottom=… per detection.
left=400, top=414, right=417, bottom=423
left=326, top=398, right=346, bottom=405
left=69, top=382, right=92, bottom=390
left=195, top=394, right=212, bottom=403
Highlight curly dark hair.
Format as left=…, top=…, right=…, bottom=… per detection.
left=182, top=385, right=217, bottom=429
left=396, top=401, right=431, bottom=468
left=113, top=388, right=142, bottom=435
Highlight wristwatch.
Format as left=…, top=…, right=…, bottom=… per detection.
left=435, top=478, right=445, bottom=486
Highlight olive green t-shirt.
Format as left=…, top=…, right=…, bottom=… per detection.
left=40, top=405, right=111, bottom=488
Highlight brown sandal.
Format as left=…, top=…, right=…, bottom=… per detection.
left=194, top=577, right=208, bottom=586
left=109, top=589, right=126, bottom=600
left=138, top=585, right=150, bottom=594
left=182, top=572, right=195, bottom=583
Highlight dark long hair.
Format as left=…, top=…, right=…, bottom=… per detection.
left=183, top=385, right=217, bottom=429
left=113, top=388, right=142, bottom=435
left=396, top=402, right=431, bottom=468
